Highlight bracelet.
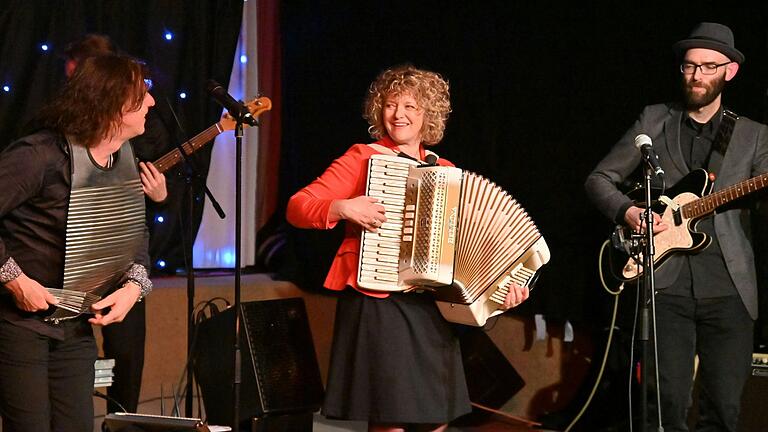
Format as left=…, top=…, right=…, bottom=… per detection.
left=125, top=264, right=152, bottom=300
left=0, top=257, right=22, bottom=284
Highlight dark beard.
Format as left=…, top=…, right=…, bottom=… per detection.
left=682, top=74, right=726, bottom=110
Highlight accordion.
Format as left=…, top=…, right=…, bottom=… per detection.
left=357, top=154, right=550, bottom=326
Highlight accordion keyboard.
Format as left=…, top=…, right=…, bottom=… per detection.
left=357, top=156, right=414, bottom=291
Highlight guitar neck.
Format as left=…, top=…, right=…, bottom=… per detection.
left=683, top=173, right=768, bottom=219
left=151, top=122, right=225, bottom=174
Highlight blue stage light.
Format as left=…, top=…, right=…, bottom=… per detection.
left=222, top=251, right=235, bottom=267
left=240, top=54, right=247, bottom=64
left=179, top=92, right=187, bottom=99
left=155, top=215, right=165, bottom=223
left=41, top=44, right=49, bottom=51
left=2, top=85, right=9, bottom=92
left=164, top=31, right=173, bottom=41
left=157, top=260, right=167, bottom=268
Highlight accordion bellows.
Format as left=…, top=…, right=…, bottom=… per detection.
left=357, top=154, right=550, bottom=326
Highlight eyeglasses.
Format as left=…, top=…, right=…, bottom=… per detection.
left=680, top=62, right=732, bottom=75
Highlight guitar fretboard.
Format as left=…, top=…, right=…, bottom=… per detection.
left=682, top=173, right=768, bottom=219
left=152, top=123, right=224, bottom=174
left=148, top=96, right=271, bottom=174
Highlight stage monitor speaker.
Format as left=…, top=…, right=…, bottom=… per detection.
left=251, top=411, right=314, bottom=432
left=459, top=327, right=525, bottom=409
left=193, top=297, right=324, bottom=428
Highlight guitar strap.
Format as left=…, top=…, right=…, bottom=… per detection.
left=705, top=108, right=739, bottom=172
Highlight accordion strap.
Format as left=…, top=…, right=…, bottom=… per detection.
left=367, top=143, right=438, bottom=165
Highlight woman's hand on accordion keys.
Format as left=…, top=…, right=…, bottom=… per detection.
left=330, top=195, right=387, bottom=232
left=502, top=282, right=530, bottom=310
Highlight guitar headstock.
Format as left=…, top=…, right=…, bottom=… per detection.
left=220, top=96, right=273, bottom=130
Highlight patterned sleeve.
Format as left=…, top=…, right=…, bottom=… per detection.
left=0, top=257, right=22, bottom=283
left=126, top=263, right=153, bottom=299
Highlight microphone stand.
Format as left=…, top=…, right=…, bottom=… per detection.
left=231, top=112, right=246, bottom=430
left=205, top=87, right=259, bottom=429
left=164, top=100, right=227, bottom=417
left=180, top=158, right=226, bottom=418
left=638, top=165, right=664, bottom=432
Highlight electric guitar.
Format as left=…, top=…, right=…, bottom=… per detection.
left=599, top=168, right=768, bottom=283
left=150, top=96, right=272, bottom=173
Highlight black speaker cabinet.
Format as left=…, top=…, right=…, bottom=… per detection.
left=738, top=363, right=768, bottom=432
left=193, top=298, right=324, bottom=429
left=459, top=327, right=525, bottom=408
left=251, top=411, right=314, bottom=432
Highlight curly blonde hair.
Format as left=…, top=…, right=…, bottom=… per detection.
left=363, top=65, right=451, bottom=146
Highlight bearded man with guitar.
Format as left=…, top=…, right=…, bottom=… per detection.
left=585, top=22, right=768, bottom=431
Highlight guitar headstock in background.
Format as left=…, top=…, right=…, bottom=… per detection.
left=220, top=96, right=272, bottom=131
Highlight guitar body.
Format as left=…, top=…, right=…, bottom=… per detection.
left=619, top=192, right=710, bottom=281
left=600, top=169, right=714, bottom=283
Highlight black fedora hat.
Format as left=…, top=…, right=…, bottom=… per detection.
left=672, top=22, right=745, bottom=64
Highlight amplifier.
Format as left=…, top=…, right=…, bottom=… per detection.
left=738, top=353, right=768, bottom=431
left=750, top=352, right=768, bottom=376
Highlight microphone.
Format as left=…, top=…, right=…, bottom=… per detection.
left=205, top=80, right=257, bottom=126
left=634, top=134, right=664, bottom=176
left=423, top=154, right=438, bottom=166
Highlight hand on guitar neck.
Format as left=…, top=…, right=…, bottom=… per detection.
left=623, top=205, right=669, bottom=234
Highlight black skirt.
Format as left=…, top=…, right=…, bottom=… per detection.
left=322, top=290, right=471, bottom=424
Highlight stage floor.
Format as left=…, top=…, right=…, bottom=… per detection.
left=86, top=272, right=578, bottom=431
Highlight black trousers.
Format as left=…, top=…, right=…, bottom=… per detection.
left=0, top=318, right=97, bottom=432
left=101, top=299, right=146, bottom=413
left=655, top=293, right=753, bottom=432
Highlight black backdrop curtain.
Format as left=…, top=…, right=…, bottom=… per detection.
left=0, top=0, right=243, bottom=274
left=275, top=1, right=768, bottom=327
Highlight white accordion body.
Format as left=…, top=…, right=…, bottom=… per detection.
left=357, top=154, right=550, bottom=326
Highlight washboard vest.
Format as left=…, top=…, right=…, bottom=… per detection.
left=46, top=138, right=145, bottom=323
left=357, top=151, right=550, bottom=326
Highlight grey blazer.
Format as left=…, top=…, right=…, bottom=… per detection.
left=585, top=103, right=768, bottom=319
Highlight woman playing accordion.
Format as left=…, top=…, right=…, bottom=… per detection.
left=287, top=64, right=529, bottom=432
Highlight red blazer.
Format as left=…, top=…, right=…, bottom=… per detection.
left=286, top=136, right=454, bottom=297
